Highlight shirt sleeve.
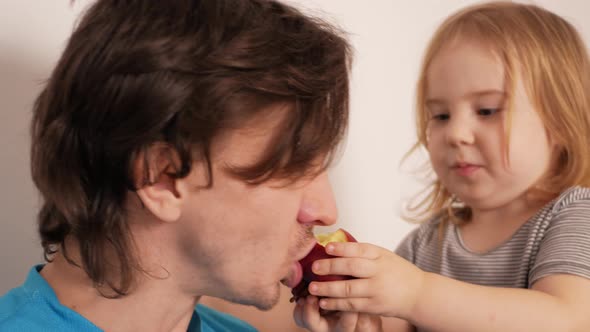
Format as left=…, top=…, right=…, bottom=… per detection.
left=529, top=191, right=590, bottom=286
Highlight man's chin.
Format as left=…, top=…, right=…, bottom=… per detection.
left=252, top=283, right=281, bottom=311
left=228, top=283, right=280, bottom=311
left=252, top=299, right=277, bottom=311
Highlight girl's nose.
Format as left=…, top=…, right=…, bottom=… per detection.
left=445, top=114, right=475, bottom=146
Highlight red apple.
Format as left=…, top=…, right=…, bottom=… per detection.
left=291, top=228, right=357, bottom=301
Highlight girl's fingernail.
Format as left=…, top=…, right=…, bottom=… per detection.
left=312, top=261, right=320, bottom=272
left=309, top=283, right=318, bottom=293
left=325, top=244, right=334, bottom=253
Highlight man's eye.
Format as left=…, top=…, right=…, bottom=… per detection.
left=431, top=113, right=450, bottom=121
left=477, top=108, right=500, bottom=116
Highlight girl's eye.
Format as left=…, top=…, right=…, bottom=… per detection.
left=431, top=113, right=450, bottom=121
left=477, top=108, right=500, bottom=116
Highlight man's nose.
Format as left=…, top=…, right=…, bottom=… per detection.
left=445, top=112, right=475, bottom=146
left=296, top=171, right=338, bottom=226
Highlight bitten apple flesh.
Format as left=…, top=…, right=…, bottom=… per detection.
left=291, top=228, right=357, bottom=301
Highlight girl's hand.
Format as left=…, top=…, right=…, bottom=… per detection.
left=307, top=242, right=425, bottom=319
left=293, top=295, right=383, bottom=332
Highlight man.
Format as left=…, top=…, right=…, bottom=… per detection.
left=0, top=0, right=353, bottom=331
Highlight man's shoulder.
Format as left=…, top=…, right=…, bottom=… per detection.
left=195, top=304, right=257, bottom=332
left=0, top=287, right=49, bottom=331
left=0, top=266, right=102, bottom=332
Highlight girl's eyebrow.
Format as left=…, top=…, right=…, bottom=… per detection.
left=426, top=89, right=506, bottom=105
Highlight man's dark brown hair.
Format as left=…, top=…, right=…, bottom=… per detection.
left=30, top=0, right=351, bottom=296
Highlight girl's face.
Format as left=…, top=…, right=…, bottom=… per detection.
left=425, top=39, right=554, bottom=211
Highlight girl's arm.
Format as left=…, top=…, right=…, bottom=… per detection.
left=308, top=242, right=590, bottom=332
left=409, top=272, right=590, bottom=332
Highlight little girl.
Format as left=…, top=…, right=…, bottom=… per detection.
left=294, top=2, right=590, bottom=331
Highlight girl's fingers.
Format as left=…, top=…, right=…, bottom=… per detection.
left=309, top=278, right=373, bottom=298
left=300, top=296, right=329, bottom=331
left=293, top=296, right=371, bottom=332
left=312, top=257, right=377, bottom=278
left=318, top=297, right=374, bottom=313
left=325, top=242, right=382, bottom=259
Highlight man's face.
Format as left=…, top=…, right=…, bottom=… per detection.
left=175, top=105, right=338, bottom=310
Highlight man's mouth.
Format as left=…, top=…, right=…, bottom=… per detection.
left=280, top=239, right=316, bottom=289
left=281, top=262, right=303, bottom=289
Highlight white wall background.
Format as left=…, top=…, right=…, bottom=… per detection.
left=1, top=0, right=589, bottom=294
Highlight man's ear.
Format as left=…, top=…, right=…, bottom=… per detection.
left=133, top=143, right=183, bottom=223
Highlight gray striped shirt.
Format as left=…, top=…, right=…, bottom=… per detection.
left=396, top=186, right=590, bottom=289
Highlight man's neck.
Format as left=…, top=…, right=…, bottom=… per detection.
left=40, top=253, right=200, bottom=332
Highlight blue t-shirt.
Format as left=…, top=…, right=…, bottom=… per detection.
left=0, top=265, right=257, bottom=332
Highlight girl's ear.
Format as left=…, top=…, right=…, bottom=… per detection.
left=132, top=144, right=183, bottom=223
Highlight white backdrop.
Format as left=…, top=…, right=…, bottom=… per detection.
left=1, top=0, right=589, bottom=294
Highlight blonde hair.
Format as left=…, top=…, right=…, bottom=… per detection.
left=406, top=1, right=590, bottom=227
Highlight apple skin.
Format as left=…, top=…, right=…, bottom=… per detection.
left=291, top=228, right=357, bottom=301
left=299, top=228, right=357, bottom=282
